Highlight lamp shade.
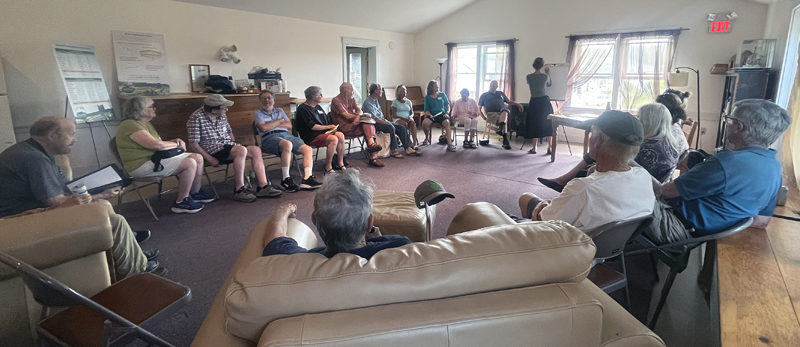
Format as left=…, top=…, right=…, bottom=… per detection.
left=435, top=58, right=448, bottom=64
left=669, top=72, right=690, bottom=87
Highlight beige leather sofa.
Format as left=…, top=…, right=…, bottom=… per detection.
left=193, top=202, right=664, bottom=346
left=0, top=203, right=115, bottom=346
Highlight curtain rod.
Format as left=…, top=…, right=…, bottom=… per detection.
left=445, top=38, right=518, bottom=45
left=564, top=27, right=689, bottom=38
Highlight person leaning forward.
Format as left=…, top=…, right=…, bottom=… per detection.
left=0, top=116, right=166, bottom=277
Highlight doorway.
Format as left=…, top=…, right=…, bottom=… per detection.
left=342, top=37, right=378, bottom=105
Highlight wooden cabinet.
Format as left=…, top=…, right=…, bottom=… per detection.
left=716, top=68, right=771, bottom=148
left=141, top=93, right=290, bottom=146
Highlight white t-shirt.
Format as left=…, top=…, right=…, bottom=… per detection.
left=540, top=167, right=655, bottom=231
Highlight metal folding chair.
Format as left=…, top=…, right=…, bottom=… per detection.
left=585, top=215, right=652, bottom=309
left=626, top=217, right=753, bottom=328
left=0, top=251, right=191, bottom=347
left=109, top=137, right=173, bottom=221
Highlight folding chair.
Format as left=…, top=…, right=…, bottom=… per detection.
left=201, top=158, right=232, bottom=198
left=0, top=251, right=191, bottom=347
left=110, top=137, right=173, bottom=221
left=626, top=217, right=753, bottom=328
left=585, top=215, right=652, bottom=309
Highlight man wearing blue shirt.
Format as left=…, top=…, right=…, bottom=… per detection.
left=262, top=169, right=411, bottom=258
left=645, top=99, right=791, bottom=244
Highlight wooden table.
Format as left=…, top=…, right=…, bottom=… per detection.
left=715, top=218, right=800, bottom=346
left=547, top=113, right=598, bottom=162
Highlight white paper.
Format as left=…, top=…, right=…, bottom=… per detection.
left=112, top=31, right=170, bottom=96
left=53, top=43, right=114, bottom=123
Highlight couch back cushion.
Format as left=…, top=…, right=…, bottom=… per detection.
left=225, top=220, right=595, bottom=341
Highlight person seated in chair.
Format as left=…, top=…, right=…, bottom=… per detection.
left=0, top=117, right=166, bottom=277
left=644, top=99, right=791, bottom=244
left=295, top=86, right=348, bottom=174
left=421, top=80, right=456, bottom=152
left=518, top=110, right=655, bottom=231
left=329, top=82, right=385, bottom=167
left=451, top=88, right=484, bottom=149
left=479, top=80, right=523, bottom=150
left=187, top=94, right=281, bottom=202
left=262, top=169, right=411, bottom=258
left=254, top=90, right=321, bottom=192
left=361, top=83, right=419, bottom=158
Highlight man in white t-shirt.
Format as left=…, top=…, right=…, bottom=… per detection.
left=518, top=110, right=655, bottom=231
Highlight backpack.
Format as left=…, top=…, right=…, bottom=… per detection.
left=204, top=75, right=236, bottom=94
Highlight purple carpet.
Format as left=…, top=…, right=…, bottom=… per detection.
left=119, top=140, right=583, bottom=344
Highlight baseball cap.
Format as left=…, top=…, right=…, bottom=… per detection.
left=594, top=110, right=643, bottom=146
left=204, top=94, right=234, bottom=107
left=414, top=180, right=454, bottom=208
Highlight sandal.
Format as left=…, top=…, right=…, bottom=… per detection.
left=447, top=145, right=457, bottom=152
left=528, top=148, right=537, bottom=154
left=420, top=139, right=430, bottom=146
left=391, top=152, right=404, bottom=158
left=325, top=169, right=337, bottom=175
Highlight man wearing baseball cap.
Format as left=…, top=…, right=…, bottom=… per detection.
left=518, top=110, right=655, bottom=231
left=187, top=94, right=282, bottom=202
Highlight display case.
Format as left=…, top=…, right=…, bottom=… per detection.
left=736, top=39, right=776, bottom=68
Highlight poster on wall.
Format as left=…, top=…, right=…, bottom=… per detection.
left=52, top=43, right=114, bottom=124
left=112, top=30, right=170, bottom=96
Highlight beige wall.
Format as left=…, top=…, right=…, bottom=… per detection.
left=766, top=0, right=800, bottom=70
left=413, top=0, right=770, bottom=151
left=0, top=0, right=413, bottom=174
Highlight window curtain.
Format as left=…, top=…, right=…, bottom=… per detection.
left=445, top=43, right=458, bottom=100
left=496, top=39, right=516, bottom=100
left=564, top=35, right=616, bottom=107
left=616, top=30, right=680, bottom=110
left=782, top=43, right=800, bottom=192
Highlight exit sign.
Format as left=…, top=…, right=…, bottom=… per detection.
left=710, top=20, right=731, bottom=33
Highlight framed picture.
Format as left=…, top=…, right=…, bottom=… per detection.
left=189, top=64, right=210, bottom=92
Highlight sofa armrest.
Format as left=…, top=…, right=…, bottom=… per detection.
left=192, top=218, right=317, bottom=347
left=0, top=203, right=113, bottom=280
left=446, top=202, right=516, bottom=235
left=580, top=281, right=665, bottom=346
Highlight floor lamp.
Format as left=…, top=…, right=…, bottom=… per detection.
left=669, top=67, right=701, bottom=149
left=436, top=58, right=448, bottom=88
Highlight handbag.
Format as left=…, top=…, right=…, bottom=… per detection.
left=150, top=147, right=185, bottom=172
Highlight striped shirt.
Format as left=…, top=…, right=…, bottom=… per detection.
left=186, top=108, right=235, bottom=155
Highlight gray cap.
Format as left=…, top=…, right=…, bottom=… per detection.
left=595, top=110, right=643, bottom=146
left=414, top=180, right=454, bottom=208
left=204, top=94, right=234, bottom=107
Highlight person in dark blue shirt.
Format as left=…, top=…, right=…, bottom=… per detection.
left=645, top=99, right=791, bottom=244
left=262, top=169, right=411, bottom=258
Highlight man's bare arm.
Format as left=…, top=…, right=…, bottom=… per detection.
left=256, top=118, right=292, bottom=132
left=660, top=182, right=681, bottom=199
left=751, top=215, right=771, bottom=229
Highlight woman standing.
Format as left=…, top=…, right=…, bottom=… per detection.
left=525, top=57, right=553, bottom=154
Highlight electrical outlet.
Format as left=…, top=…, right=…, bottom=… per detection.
left=700, top=127, right=707, bottom=135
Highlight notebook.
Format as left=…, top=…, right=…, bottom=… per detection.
left=66, top=164, right=132, bottom=195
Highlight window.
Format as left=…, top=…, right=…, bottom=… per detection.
left=446, top=40, right=515, bottom=100
left=566, top=31, right=679, bottom=111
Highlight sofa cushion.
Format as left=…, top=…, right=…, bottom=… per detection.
left=225, top=219, right=595, bottom=341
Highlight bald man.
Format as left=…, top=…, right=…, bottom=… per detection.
left=0, top=117, right=166, bottom=277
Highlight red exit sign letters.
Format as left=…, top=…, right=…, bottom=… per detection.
left=710, top=20, right=731, bottom=33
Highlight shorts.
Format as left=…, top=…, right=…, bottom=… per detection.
left=130, top=152, right=191, bottom=178
left=261, top=132, right=305, bottom=156
left=486, top=111, right=508, bottom=125
left=641, top=200, right=692, bottom=244
left=309, top=133, right=330, bottom=147
left=431, top=114, right=448, bottom=124
left=212, top=144, right=235, bottom=161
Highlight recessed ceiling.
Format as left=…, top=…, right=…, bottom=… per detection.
left=173, top=0, right=477, bottom=33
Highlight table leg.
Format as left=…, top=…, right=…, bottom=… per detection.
left=550, top=120, right=558, bottom=162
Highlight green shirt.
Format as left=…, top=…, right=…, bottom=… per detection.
left=424, top=92, right=450, bottom=116
left=116, top=119, right=161, bottom=172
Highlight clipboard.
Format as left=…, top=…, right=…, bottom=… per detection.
left=324, top=124, right=339, bottom=134
left=67, top=163, right=132, bottom=195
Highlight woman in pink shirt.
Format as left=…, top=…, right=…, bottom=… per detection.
left=451, top=88, right=484, bottom=148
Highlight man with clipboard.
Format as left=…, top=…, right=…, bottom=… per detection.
left=0, top=117, right=166, bottom=278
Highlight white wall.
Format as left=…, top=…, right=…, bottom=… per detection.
left=766, top=0, right=800, bottom=71
left=0, top=0, right=414, bottom=174
left=413, top=0, right=770, bottom=151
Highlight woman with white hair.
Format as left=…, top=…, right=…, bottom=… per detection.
left=117, top=96, right=211, bottom=214
left=634, top=103, right=682, bottom=182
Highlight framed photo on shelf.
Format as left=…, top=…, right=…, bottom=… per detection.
left=189, top=64, right=210, bottom=92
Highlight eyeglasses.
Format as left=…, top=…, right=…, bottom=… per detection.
left=723, top=115, right=740, bottom=124
left=146, top=104, right=156, bottom=110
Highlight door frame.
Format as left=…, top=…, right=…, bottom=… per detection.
left=341, top=37, right=378, bottom=88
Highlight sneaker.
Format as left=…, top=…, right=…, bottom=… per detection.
left=143, top=249, right=160, bottom=261
left=463, top=142, right=470, bottom=148
left=255, top=185, right=283, bottom=198
left=233, top=186, right=257, bottom=203
left=447, top=145, right=457, bottom=152
left=281, top=177, right=300, bottom=192
left=190, top=189, right=216, bottom=204
left=171, top=197, right=203, bottom=214
left=470, top=142, right=478, bottom=149
left=145, top=259, right=168, bottom=277
left=300, top=176, right=323, bottom=190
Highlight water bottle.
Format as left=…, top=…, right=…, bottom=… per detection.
left=777, top=185, right=788, bottom=206
left=69, top=183, right=89, bottom=196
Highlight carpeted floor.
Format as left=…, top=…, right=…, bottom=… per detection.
left=118, top=136, right=581, bottom=344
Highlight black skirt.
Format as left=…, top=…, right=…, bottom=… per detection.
left=524, top=95, right=553, bottom=139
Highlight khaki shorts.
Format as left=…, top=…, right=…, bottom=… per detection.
left=485, top=111, right=506, bottom=125
left=130, top=152, right=191, bottom=178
